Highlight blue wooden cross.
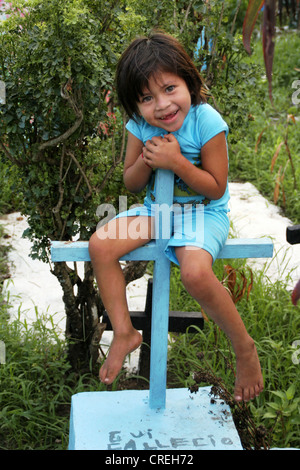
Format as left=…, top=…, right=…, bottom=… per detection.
left=51, top=169, right=273, bottom=450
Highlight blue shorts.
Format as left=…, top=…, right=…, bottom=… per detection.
left=115, top=201, right=230, bottom=265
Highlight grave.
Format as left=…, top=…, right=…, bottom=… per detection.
left=51, top=169, right=273, bottom=450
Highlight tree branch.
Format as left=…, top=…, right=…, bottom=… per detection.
left=52, top=146, right=65, bottom=235
left=206, top=0, right=225, bottom=83
left=37, top=80, right=83, bottom=153
left=67, top=151, right=93, bottom=199
left=60, top=175, right=83, bottom=240
left=0, top=138, right=26, bottom=166
left=97, top=112, right=126, bottom=194
left=123, top=261, right=149, bottom=285
left=230, top=0, right=242, bottom=35
left=38, top=113, right=83, bottom=152
left=180, top=0, right=193, bottom=34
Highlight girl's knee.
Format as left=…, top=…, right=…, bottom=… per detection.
left=89, top=231, right=100, bottom=258
left=180, top=263, right=214, bottom=299
left=88, top=230, right=113, bottom=263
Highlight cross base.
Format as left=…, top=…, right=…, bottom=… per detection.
left=68, top=387, right=243, bottom=450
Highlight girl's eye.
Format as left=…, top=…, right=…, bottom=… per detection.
left=166, top=85, right=175, bottom=93
left=141, top=95, right=152, bottom=103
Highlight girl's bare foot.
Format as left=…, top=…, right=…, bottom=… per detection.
left=233, top=337, right=264, bottom=402
left=99, top=328, right=142, bottom=384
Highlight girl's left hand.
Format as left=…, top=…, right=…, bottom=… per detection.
left=142, top=134, right=182, bottom=170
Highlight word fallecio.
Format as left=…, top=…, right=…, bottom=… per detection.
left=95, top=196, right=205, bottom=242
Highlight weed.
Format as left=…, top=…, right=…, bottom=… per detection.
left=167, top=259, right=300, bottom=449
left=229, top=31, right=300, bottom=224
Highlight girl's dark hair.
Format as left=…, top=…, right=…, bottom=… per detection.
left=116, top=31, right=207, bottom=120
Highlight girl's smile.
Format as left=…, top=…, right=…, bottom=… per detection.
left=137, top=72, right=191, bottom=132
left=159, top=109, right=179, bottom=123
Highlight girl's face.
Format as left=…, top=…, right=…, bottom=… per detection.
left=137, top=71, right=191, bottom=132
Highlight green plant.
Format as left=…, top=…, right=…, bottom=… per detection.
left=0, top=159, right=24, bottom=215
left=243, top=0, right=300, bottom=102
left=0, top=0, right=150, bottom=371
left=229, top=30, right=300, bottom=224
left=0, top=302, right=103, bottom=449
left=259, top=384, right=300, bottom=448
left=167, top=256, right=300, bottom=449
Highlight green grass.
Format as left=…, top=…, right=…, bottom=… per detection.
left=0, top=303, right=139, bottom=449
left=229, top=30, right=300, bottom=225
left=1, top=256, right=299, bottom=449
left=167, top=258, right=300, bottom=449
left=0, top=305, right=81, bottom=449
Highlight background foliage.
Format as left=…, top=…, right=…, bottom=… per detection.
left=0, top=0, right=300, bottom=449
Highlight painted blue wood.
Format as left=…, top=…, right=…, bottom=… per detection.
left=51, top=239, right=159, bottom=262
left=68, top=387, right=243, bottom=450
left=51, top=237, right=273, bottom=262
left=148, top=170, right=173, bottom=409
left=218, top=237, right=273, bottom=258
left=50, top=169, right=273, bottom=411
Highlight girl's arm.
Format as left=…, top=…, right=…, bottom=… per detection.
left=123, top=131, right=153, bottom=193
left=143, top=132, right=228, bottom=200
left=172, top=131, right=228, bottom=200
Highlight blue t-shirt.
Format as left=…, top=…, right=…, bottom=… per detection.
left=126, top=103, right=230, bottom=210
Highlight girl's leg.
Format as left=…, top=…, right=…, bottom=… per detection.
left=175, top=246, right=264, bottom=402
left=89, top=215, right=154, bottom=384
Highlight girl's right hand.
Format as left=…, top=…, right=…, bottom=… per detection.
left=143, top=134, right=183, bottom=171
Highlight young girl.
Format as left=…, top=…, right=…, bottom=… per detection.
left=89, top=31, right=264, bottom=402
